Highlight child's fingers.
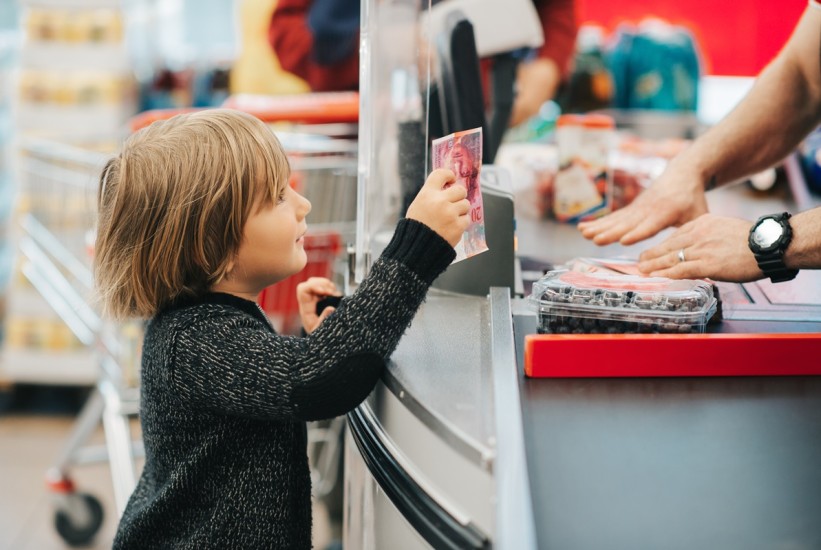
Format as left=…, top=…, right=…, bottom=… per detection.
left=297, top=277, right=338, bottom=299
left=316, top=307, right=336, bottom=324
left=422, top=171, right=466, bottom=202
left=444, top=182, right=468, bottom=202
left=426, top=169, right=456, bottom=189
left=456, top=198, right=470, bottom=215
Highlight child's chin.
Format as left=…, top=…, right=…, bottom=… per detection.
left=295, top=256, right=309, bottom=273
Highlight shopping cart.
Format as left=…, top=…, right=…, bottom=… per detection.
left=17, top=94, right=358, bottom=546
left=15, top=136, right=142, bottom=546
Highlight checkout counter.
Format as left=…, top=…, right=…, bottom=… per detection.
left=344, top=194, right=821, bottom=550
left=343, top=1, right=821, bottom=548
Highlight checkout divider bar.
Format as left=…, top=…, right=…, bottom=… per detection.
left=489, top=287, right=538, bottom=550
left=347, top=401, right=490, bottom=550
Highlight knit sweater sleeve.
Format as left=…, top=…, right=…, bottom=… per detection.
left=170, top=219, right=454, bottom=421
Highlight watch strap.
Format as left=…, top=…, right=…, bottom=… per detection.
left=752, top=253, right=799, bottom=283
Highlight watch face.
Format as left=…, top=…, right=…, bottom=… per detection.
left=752, top=218, right=783, bottom=248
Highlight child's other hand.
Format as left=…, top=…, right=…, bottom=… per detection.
left=406, top=169, right=470, bottom=247
left=297, top=277, right=341, bottom=334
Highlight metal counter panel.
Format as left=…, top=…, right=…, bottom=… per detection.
left=385, top=291, right=496, bottom=469
left=514, top=313, right=821, bottom=550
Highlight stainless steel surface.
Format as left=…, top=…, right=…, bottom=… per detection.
left=344, top=380, right=494, bottom=549
left=385, top=291, right=496, bottom=470
left=489, top=288, right=536, bottom=550
left=345, top=286, right=538, bottom=548
left=363, top=392, right=490, bottom=531
left=344, top=428, right=431, bottom=550
left=514, top=312, right=821, bottom=550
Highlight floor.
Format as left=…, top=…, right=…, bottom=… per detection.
left=0, top=408, right=121, bottom=549
left=0, top=386, right=338, bottom=550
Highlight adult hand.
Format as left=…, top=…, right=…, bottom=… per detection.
left=636, top=214, right=763, bottom=282
left=578, top=160, right=709, bottom=245
left=297, top=277, right=341, bottom=334
left=406, top=169, right=471, bottom=247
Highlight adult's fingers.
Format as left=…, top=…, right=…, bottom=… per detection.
left=619, top=216, right=673, bottom=245
left=638, top=248, right=689, bottom=274
left=644, top=260, right=707, bottom=280
left=578, top=209, right=642, bottom=245
left=577, top=210, right=627, bottom=237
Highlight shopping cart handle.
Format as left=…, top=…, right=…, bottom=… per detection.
left=129, top=108, right=204, bottom=132
left=223, top=92, right=359, bottom=125
left=129, top=92, right=359, bottom=132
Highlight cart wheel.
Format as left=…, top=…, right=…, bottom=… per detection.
left=54, top=493, right=104, bottom=547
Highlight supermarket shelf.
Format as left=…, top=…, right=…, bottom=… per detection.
left=0, top=347, right=97, bottom=385
left=16, top=103, right=135, bottom=139
left=21, top=42, right=130, bottom=73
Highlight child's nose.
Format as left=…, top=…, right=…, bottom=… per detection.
left=299, top=193, right=311, bottom=217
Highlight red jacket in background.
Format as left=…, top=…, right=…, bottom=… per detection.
left=269, top=0, right=360, bottom=92
left=269, top=0, right=577, bottom=92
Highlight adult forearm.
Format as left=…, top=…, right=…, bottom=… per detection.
left=679, top=8, right=821, bottom=188
left=682, top=63, right=820, bottom=187
left=785, top=207, right=821, bottom=270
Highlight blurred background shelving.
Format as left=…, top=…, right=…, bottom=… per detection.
left=1, top=0, right=241, bottom=389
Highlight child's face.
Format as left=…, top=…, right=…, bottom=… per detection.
left=228, top=185, right=312, bottom=295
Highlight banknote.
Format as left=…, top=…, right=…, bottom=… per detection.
left=431, top=127, right=488, bottom=262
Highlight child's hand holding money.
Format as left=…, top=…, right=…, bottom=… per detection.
left=406, top=169, right=471, bottom=247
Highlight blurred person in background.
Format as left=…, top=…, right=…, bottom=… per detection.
left=268, top=0, right=578, bottom=127
left=578, top=1, right=821, bottom=283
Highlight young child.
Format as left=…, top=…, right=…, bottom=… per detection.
left=94, top=109, right=469, bottom=549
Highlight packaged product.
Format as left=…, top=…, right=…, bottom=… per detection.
left=530, top=269, right=717, bottom=334
left=552, top=113, right=615, bottom=222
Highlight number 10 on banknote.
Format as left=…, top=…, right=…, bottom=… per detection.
left=431, top=127, right=489, bottom=262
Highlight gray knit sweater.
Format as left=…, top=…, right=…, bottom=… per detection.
left=113, top=219, right=455, bottom=549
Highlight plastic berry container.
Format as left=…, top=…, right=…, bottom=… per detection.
left=529, top=269, right=718, bottom=335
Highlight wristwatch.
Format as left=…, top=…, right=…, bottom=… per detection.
left=747, top=212, right=799, bottom=283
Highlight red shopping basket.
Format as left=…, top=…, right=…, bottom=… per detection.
left=258, top=230, right=342, bottom=334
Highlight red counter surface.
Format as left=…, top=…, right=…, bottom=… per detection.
left=525, top=333, right=821, bottom=377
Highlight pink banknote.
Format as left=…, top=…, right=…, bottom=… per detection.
left=431, top=127, right=488, bottom=262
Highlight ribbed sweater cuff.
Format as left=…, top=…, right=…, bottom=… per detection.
left=380, top=219, right=456, bottom=284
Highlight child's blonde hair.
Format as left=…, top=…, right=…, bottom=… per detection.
left=94, top=109, right=291, bottom=319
